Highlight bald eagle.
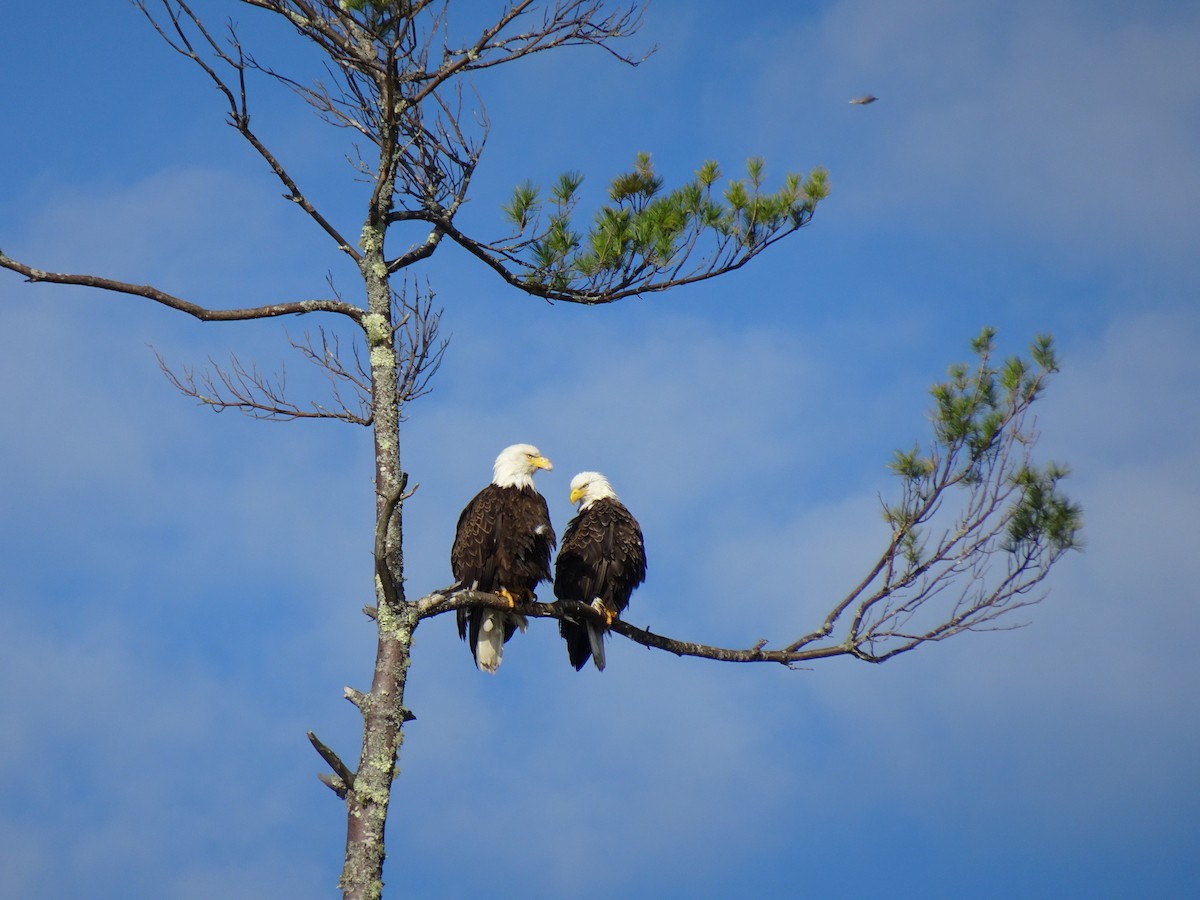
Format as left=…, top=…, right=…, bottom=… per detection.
left=554, top=472, right=647, bottom=671
left=451, top=443, right=556, bottom=674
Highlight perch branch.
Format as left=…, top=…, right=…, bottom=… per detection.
left=415, top=587, right=842, bottom=668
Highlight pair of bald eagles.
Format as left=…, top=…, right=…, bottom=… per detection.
left=451, top=443, right=646, bottom=674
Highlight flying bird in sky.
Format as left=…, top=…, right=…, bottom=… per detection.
left=849, top=94, right=878, bottom=105
left=451, top=443, right=556, bottom=673
left=554, top=472, right=647, bottom=672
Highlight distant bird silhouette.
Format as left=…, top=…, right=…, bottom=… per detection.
left=849, top=95, right=878, bottom=105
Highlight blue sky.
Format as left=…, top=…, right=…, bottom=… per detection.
left=2, top=1, right=1197, bottom=897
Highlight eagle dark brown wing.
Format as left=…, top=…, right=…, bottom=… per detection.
left=554, top=497, right=646, bottom=671
left=452, top=483, right=556, bottom=667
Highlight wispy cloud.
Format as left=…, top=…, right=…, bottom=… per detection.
left=727, top=0, right=1200, bottom=275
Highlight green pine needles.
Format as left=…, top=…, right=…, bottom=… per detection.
left=832, top=328, right=1083, bottom=660
left=885, top=327, right=1081, bottom=557
left=496, top=152, right=829, bottom=300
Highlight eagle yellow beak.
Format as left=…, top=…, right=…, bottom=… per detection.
left=569, top=486, right=585, bottom=505
left=532, top=455, right=553, bottom=472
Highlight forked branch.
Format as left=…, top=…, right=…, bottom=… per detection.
left=153, top=347, right=373, bottom=423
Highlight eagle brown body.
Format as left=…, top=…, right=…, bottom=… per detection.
left=555, top=473, right=646, bottom=671
left=451, top=444, right=555, bottom=673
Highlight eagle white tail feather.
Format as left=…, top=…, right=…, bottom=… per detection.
left=475, top=610, right=505, bottom=674
left=587, top=623, right=606, bottom=672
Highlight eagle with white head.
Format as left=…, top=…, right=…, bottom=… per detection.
left=554, top=471, right=647, bottom=671
left=451, top=444, right=556, bottom=673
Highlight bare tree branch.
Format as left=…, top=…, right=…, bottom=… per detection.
left=288, top=326, right=374, bottom=417
left=153, top=347, right=373, bottom=423
left=139, top=276, right=444, bottom=426
left=389, top=279, right=448, bottom=417
left=432, top=0, right=652, bottom=85
left=308, top=730, right=356, bottom=793
left=0, top=250, right=363, bottom=322
left=318, top=773, right=351, bottom=800
left=135, top=0, right=363, bottom=261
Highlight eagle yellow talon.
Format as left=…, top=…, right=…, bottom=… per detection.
left=591, top=598, right=616, bottom=627
left=498, top=588, right=518, bottom=609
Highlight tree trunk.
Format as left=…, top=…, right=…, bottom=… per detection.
left=339, top=233, right=414, bottom=899
left=339, top=606, right=417, bottom=899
